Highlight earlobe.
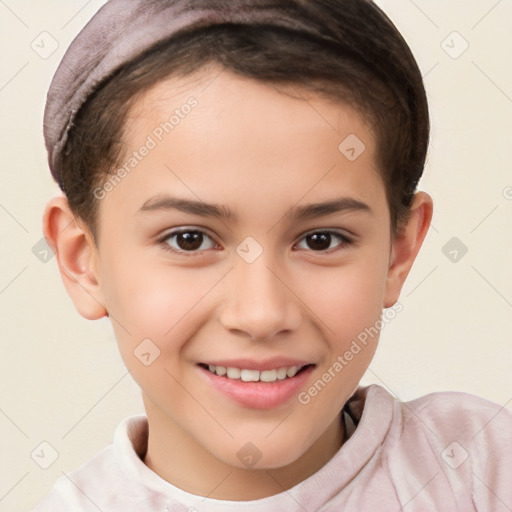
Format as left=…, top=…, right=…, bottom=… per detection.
left=384, top=192, right=433, bottom=308
left=42, top=194, right=108, bottom=320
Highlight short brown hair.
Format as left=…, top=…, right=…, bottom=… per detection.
left=57, top=0, right=429, bottom=242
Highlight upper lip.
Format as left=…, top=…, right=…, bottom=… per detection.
left=199, top=358, right=314, bottom=371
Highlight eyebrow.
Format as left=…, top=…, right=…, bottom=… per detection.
left=138, top=195, right=371, bottom=221
left=291, top=197, right=371, bottom=220
left=139, top=195, right=236, bottom=219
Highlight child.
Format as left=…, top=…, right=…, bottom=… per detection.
left=34, top=0, right=512, bottom=510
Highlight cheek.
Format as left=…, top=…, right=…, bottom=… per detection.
left=104, top=261, right=222, bottom=412
left=100, top=254, right=217, bottom=365
left=298, top=256, right=388, bottom=343
left=294, top=261, right=387, bottom=416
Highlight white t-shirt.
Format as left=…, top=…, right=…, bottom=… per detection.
left=32, top=384, right=512, bottom=511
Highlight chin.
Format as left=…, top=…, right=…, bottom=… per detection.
left=212, top=437, right=309, bottom=471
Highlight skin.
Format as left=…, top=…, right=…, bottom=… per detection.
left=43, top=65, right=432, bottom=501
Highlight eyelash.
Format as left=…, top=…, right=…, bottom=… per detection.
left=157, top=228, right=353, bottom=257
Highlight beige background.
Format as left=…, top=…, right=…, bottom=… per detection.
left=0, top=0, right=511, bottom=510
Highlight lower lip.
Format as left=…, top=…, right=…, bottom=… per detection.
left=197, top=364, right=315, bottom=409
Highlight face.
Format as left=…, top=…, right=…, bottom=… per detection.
left=85, top=66, right=399, bottom=487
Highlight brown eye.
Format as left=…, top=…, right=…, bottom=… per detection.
left=306, top=232, right=332, bottom=251
left=296, top=230, right=351, bottom=252
left=176, top=231, right=203, bottom=250
left=162, top=229, right=216, bottom=253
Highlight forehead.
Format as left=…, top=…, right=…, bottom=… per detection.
left=127, top=65, right=377, bottom=156
left=99, top=66, right=387, bottom=227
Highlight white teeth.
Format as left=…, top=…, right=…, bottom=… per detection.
left=215, top=366, right=227, bottom=376
left=286, top=366, right=298, bottom=378
left=240, top=369, right=260, bottom=382
left=276, top=368, right=288, bottom=380
left=226, top=367, right=241, bottom=379
left=205, top=364, right=307, bottom=382
left=260, top=369, right=277, bottom=382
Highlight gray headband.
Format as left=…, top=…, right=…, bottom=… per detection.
left=43, top=0, right=333, bottom=188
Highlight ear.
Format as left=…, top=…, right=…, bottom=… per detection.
left=384, top=191, right=433, bottom=308
left=42, top=194, right=107, bottom=320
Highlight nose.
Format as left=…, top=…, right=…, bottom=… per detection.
left=219, top=255, right=302, bottom=340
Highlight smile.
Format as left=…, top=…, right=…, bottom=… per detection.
left=197, top=362, right=316, bottom=409
left=199, top=363, right=311, bottom=383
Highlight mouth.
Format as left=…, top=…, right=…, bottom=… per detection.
left=197, top=363, right=314, bottom=383
left=196, top=361, right=316, bottom=409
